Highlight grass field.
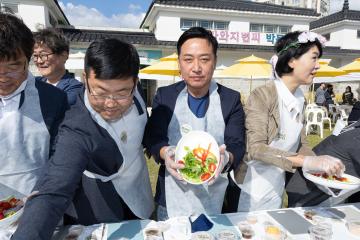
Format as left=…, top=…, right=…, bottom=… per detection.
left=145, top=126, right=333, bottom=195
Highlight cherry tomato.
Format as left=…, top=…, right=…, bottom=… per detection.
left=201, top=172, right=211, bottom=182
left=208, top=163, right=216, bottom=173
left=0, top=212, right=4, bottom=220
left=0, top=202, right=11, bottom=210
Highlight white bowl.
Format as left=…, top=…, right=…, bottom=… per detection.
left=175, top=131, right=220, bottom=185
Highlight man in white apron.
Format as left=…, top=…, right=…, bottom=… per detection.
left=0, top=12, right=68, bottom=198
left=145, top=27, right=246, bottom=220
left=13, top=39, right=154, bottom=240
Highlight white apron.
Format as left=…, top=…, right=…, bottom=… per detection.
left=238, top=80, right=303, bottom=211
left=0, top=73, right=50, bottom=195
left=83, top=89, right=154, bottom=219
left=165, top=81, right=228, bottom=218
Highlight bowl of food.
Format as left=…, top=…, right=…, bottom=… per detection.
left=175, top=131, right=220, bottom=184
left=0, top=196, right=23, bottom=229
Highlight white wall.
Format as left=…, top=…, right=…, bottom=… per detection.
left=154, top=15, right=182, bottom=41
left=18, top=3, right=47, bottom=31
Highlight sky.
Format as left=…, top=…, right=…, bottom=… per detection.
left=59, top=0, right=152, bottom=28
left=59, top=0, right=360, bottom=28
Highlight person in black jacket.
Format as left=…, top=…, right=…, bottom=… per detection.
left=13, top=39, right=154, bottom=239
left=286, top=120, right=360, bottom=207
left=0, top=12, right=68, bottom=198
left=349, top=101, right=360, bottom=122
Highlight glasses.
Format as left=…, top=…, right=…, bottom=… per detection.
left=85, top=79, right=134, bottom=104
left=32, top=53, right=54, bottom=62
left=0, top=62, right=26, bottom=79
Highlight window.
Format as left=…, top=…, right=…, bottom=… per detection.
left=180, top=19, right=229, bottom=30
left=279, top=26, right=291, bottom=34
left=264, top=25, right=275, bottom=33
left=250, top=23, right=291, bottom=34
left=214, top=21, right=228, bottom=30
left=199, top=20, right=211, bottom=29
left=250, top=24, right=262, bottom=32
left=49, top=13, right=57, bottom=27
left=357, top=30, right=360, bottom=39
left=181, top=19, right=196, bottom=30
left=0, top=3, right=18, bottom=14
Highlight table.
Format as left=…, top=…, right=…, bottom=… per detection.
left=105, top=203, right=360, bottom=240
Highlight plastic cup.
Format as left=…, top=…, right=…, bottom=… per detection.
left=309, top=223, right=333, bottom=240
left=346, top=220, right=360, bottom=237
left=237, top=221, right=254, bottom=239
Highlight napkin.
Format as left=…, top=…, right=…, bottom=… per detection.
left=190, top=214, right=213, bottom=233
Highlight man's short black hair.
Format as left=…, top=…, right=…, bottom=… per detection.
left=84, top=38, right=139, bottom=81
left=0, top=12, right=34, bottom=61
left=34, top=28, right=69, bottom=54
left=275, top=31, right=323, bottom=77
left=177, top=27, right=218, bottom=57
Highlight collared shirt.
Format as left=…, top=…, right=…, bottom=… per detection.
left=0, top=75, right=29, bottom=119
left=276, top=78, right=304, bottom=121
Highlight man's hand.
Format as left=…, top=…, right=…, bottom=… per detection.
left=162, top=146, right=185, bottom=181
left=208, top=144, right=230, bottom=185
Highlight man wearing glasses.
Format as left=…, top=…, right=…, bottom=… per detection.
left=13, top=39, right=154, bottom=239
left=33, top=28, right=83, bottom=105
left=0, top=13, right=67, bottom=196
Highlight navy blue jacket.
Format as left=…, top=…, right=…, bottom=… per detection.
left=36, top=70, right=83, bottom=105
left=13, top=87, right=146, bottom=240
left=30, top=80, right=68, bottom=155
left=144, top=81, right=246, bottom=206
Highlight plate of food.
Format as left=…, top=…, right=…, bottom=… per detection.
left=175, top=131, right=220, bottom=184
left=303, top=171, right=360, bottom=190
left=0, top=196, right=24, bottom=229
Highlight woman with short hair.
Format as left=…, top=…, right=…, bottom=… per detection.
left=235, top=31, right=345, bottom=211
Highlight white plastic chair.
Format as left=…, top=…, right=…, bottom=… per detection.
left=305, top=104, right=322, bottom=120
left=305, top=108, right=324, bottom=138
left=320, top=107, right=332, bottom=130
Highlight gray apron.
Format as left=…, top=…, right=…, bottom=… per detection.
left=83, top=90, right=154, bottom=219
left=165, top=81, right=228, bottom=217
left=238, top=79, right=303, bottom=211
left=0, top=73, right=50, bottom=195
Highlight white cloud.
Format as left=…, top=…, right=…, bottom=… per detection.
left=59, top=2, right=145, bottom=28
left=330, top=0, right=360, bottom=13
left=129, top=4, right=142, bottom=12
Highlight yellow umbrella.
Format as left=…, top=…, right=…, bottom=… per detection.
left=315, top=60, right=346, bottom=77
left=215, top=54, right=271, bottom=92
left=140, top=53, right=179, bottom=76
left=340, top=57, right=360, bottom=73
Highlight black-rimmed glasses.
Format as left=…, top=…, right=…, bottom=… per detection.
left=32, top=53, right=54, bottom=62
left=85, top=79, right=135, bottom=104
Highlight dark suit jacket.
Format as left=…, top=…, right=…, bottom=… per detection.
left=144, top=81, right=246, bottom=206
left=36, top=70, right=83, bottom=105
left=349, top=101, right=360, bottom=122
left=286, top=120, right=360, bottom=207
left=29, top=80, right=68, bottom=155
left=13, top=87, right=147, bottom=240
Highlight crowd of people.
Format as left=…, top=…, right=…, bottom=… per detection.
left=0, top=11, right=359, bottom=240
